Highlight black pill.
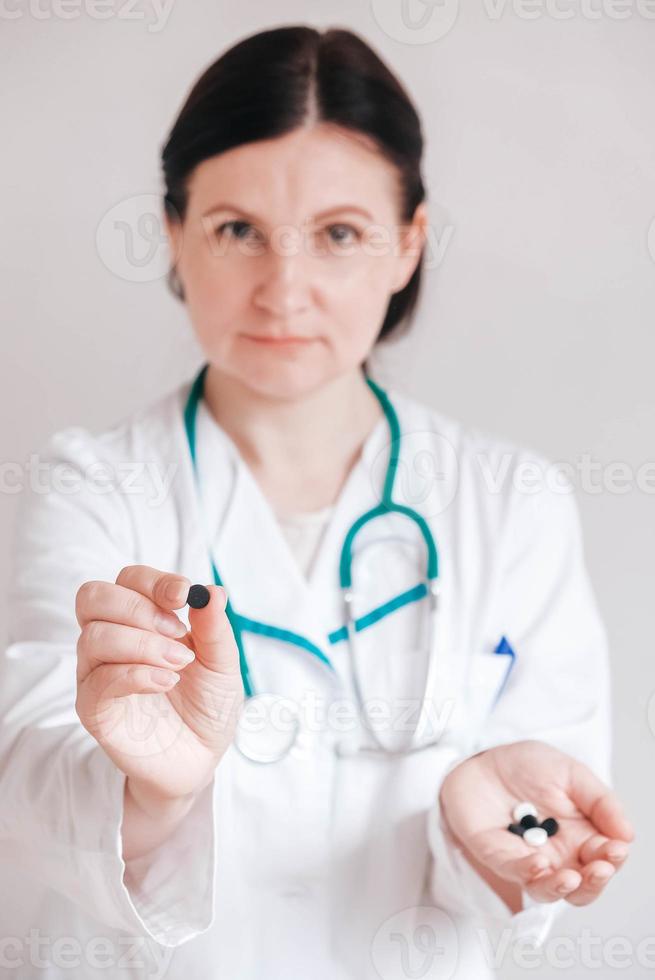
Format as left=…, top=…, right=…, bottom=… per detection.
left=507, top=823, right=525, bottom=836
left=187, top=584, right=210, bottom=609
left=541, top=817, right=559, bottom=837
left=520, top=814, right=539, bottom=829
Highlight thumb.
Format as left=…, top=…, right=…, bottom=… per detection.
left=187, top=585, right=241, bottom=676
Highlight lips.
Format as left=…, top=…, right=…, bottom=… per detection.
left=243, top=335, right=315, bottom=346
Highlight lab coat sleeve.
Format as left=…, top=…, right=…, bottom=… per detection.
left=0, top=427, right=216, bottom=946
left=427, top=464, right=612, bottom=946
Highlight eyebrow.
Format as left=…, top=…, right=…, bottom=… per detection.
left=201, top=203, right=374, bottom=222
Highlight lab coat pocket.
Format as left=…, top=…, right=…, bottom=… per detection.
left=465, top=644, right=515, bottom=726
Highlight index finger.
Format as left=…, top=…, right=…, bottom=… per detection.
left=568, top=761, right=635, bottom=843
left=115, top=564, right=191, bottom=611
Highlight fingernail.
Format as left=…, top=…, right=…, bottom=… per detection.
left=607, top=846, right=628, bottom=862
left=150, top=668, right=179, bottom=686
left=590, top=870, right=613, bottom=884
left=155, top=613, right=188, bottom=639
left=164, top=579, right=188, bottom=604
left=557, top=882, right=574, bottom=895
left=164, top=646, right=195, bottom=667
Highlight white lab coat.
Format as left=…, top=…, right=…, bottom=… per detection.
left=0, top=373, right=612, bottom=980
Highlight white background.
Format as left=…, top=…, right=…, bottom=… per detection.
left=1, top=1, right=654, bottom=976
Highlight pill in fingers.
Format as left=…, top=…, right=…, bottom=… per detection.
left=187, top=584, right=211, bottom=609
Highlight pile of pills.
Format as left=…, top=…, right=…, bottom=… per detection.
left=507, top=801, right=559, bottom=847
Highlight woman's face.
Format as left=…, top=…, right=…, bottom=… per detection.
left=166, top=123, right=427, bottom=400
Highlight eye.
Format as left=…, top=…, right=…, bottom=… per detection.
left=215, top=220, right=261, bottom=243
left=326, top=223, right=360, bottom=246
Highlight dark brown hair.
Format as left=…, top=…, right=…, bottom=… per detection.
left=161, top=25, right=427, bottom=344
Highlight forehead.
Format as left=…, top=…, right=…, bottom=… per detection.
left=185, top=124, right=401, bottom=222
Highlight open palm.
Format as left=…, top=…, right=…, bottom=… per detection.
left=439, top=740, right=634, bottom=905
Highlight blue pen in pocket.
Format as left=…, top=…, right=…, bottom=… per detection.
left=492, top=634, right=516, bottom=707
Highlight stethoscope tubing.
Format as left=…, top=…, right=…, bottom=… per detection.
left=184, top=364, right=442, bottom=759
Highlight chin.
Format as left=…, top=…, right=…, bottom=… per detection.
left=235, top=362, right=333, bottom=401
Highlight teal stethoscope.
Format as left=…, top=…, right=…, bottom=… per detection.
left=184, top=364, right=442, bottom=762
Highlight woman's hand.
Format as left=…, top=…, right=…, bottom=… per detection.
left=439, top=740, right=634, bottom=906
left=74, top=564, right=244, bottom=803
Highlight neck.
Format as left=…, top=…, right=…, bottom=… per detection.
left=202, top=364, right=384, bottom=512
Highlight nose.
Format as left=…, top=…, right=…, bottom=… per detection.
left=253, top=234, right=313, bottom=319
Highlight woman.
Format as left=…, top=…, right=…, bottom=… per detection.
left=0, top=25, right=633, bottom=980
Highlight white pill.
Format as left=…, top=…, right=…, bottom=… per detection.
left=512, top=801, right=538, bottom=822
left=523, top=827, right=548, bottom=847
